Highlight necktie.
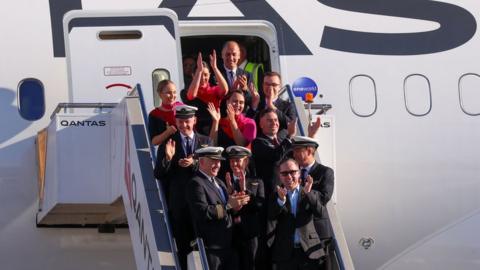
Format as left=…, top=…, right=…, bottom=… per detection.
left=213, top=178, right=227, bottom=203
left=228, top=71, right=235, bottom=87
left=233, top=177, right=241, bottom=192
left=300, top=168, right=308, bottom=184
left=185, top=137, right=192, bottom=156
left=288, top=189, right=298, bottom=216
left=272, top=137, right=279, bottom=146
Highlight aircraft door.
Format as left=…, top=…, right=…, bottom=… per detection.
left=63, top=9, right=182, bottom=111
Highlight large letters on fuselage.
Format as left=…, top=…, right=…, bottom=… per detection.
left=159, top=0, right=312, bottom=55
left=318, top=0, right=477, bottom=55
left=49, top=0, right=476, bottom=57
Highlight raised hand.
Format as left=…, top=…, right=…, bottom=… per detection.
left=303, top=175, right=313, bottom=193
left=248, top=82, right=260, bottom=109
left=209, top=49, right=218, bottom=70
left=287, top=117, right=297, bottom=138
left=165, top=139, right=175, bottom=161
left=233, top=74, right=248, bottom=91
left=207, top=102, right=220, bottom=122
left=228, top=192, right=251, bottom=211
left=308, top=117, right=321, bottom=138
left=195, top=52, right=203, bottom=73
left=238, top=172, right=246, bottom=192
left=276, top=185, right=287, bottom=201
left=265, top=96, right=277, bottom=110
left=166, top=124, right=177, bottom=136
left=225, top=172, right=234, bottom=195
left=178, top=156, right=194, bottom=167
left=226, top=104, right=236, bottom=123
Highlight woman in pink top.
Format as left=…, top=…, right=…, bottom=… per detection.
left=209, top=89, right=256, bottom=148
left=186, top=51, right=228, bottom=135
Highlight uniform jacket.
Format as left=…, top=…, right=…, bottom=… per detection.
left=154, top=131, right=211, bottom=218
left=267, top=189, right=325, bottom=261
left=307, top=161, right=334, bottom=239
left=187, top=171, right=233, bottom=249
left=252, top=133, right=291, bottom=198
left=231, top=176, right=265, bottom=239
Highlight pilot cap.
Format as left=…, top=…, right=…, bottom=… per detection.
left=225, top=145, right=251, bottom=158
left=195, top=146, right=225, bottom=160
left=175, top=105, right=198, bottom=119
left=291, top=136, right=319, bottom=149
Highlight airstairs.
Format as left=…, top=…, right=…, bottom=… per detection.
left=35, top=84, right=353, bottom=270
left=36, top=86, right=212, bottom=269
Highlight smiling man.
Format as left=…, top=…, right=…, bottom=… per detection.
left=224, top=145, right=265, bottom=270
left=187, top=146, right=250, bottom=270
left=267, top=158, right=326, bottom=270
left=252, top=108, right=296, bottom=200
left=154, top=104, right=212, bottom=270
left=220, top=40, right=251, bottom=91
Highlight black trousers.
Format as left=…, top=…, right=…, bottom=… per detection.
left=233, top=235, right=258, bottom=270
left=205, top=248, right=237, bottom=270
left=273, top=247, right=321, bottom=270
left=171, top=212, right=194, bottom=270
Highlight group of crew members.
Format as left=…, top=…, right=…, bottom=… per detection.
left=148, top=40, right=334, bottom=270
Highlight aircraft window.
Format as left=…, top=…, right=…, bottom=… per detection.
left=458, top=73, right=480, bottom=116
left=18, top=78, right=45, bottom=121
left=403, top=74, right=432, bottom=116
left=349, top=75, right=377, bottom=117
left=152, top=69, right=171, bottom=107
left=98, top=30, right=142, bottom=40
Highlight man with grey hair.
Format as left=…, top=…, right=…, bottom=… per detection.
left=187, top=146, right=250, bottom=270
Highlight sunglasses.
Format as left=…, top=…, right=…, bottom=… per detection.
left=279, top=170, right=299, bottom=177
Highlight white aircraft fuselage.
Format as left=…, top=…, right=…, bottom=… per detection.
left=1, top=1, right=480, bottom=270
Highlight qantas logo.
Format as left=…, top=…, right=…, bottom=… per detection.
left=60, top=120, right=107, bottom=127
left=50, top=0, right=476, bottom=56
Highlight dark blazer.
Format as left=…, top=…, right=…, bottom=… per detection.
left=231, top=177, right=265, bottom=239
left=187, top=171, right=233, bottom=249
left=218, top=66, right=252, bottom=90
left=154, top=132, right=211, bottom=218
left=252, top=134, right=292, bottom=199
left=218, top=66, right=254, bottom=115
left=267, top=189, right=326, bottom=262
left=308, top=162, right=335, bottom=239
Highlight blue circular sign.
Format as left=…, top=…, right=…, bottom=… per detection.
left=292, top=77, right=318, bottom=101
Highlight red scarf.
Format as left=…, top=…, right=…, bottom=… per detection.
left=150, top=101, right=182, bottom=126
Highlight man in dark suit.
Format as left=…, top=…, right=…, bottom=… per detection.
left=219, top=40, right=252, bottom=91
left=252, top=108, right=296, bottom=199
left=251, top=108, right=296, bottom=270
left=223, top=145, right=265, bottom=270
left=218, top=40, right=255, bottom=114
left=154, top=105, right=212, bottom=270
left=267, top=158, right=326, bottom=270
left=187, top=147, right=250, bottom=270
left=247, top=72, right=295, bottom=138
left=292, top=136, right=335, bottom=270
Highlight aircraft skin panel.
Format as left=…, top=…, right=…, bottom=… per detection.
left=380, top=209, right=480, bottom=270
